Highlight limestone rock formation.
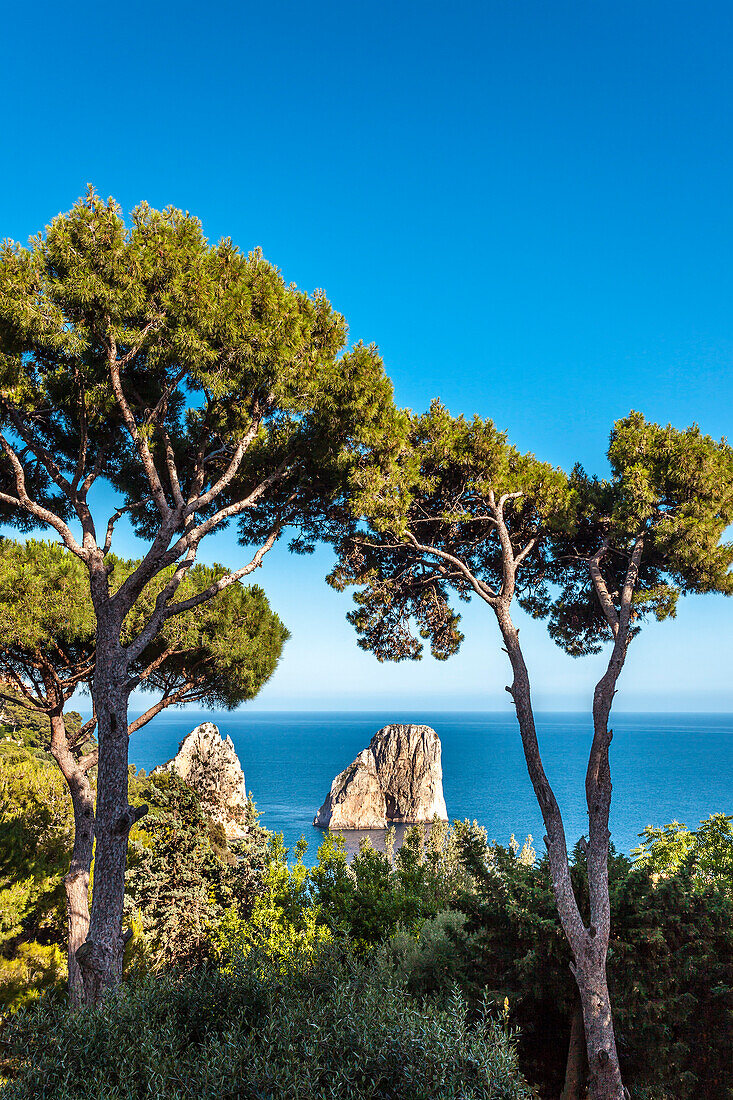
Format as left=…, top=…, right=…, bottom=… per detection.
left=154, top=722, right=248, bottom=839
left=314, top=724, right=448, bottom=829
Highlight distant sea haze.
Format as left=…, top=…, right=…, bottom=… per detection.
left=127, top=710, right=733, bottom=866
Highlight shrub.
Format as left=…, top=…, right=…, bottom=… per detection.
left=389, top=908, right=468, bottom=996
left=210, top=835, right=332, bottom=973
left=124, top=770, right=273, bottom=972
left=0, top=745, right=72, bottom=1010
left=0, top=947, right=533, bottom=1100
left=450, top=823, right=733, bottom=1100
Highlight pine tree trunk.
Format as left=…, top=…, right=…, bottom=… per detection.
left=49, top=716, right=95, bottom=1008
left=494, top=602, right=625, bottom=1100
left=63, top=771, right=95, bottom=1007
left=575, top=955, right=623, bottom=1100
left=76, top=638, right=140, bottom=1004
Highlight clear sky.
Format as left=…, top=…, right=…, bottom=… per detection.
left=2, top=1, right=732, bottom=711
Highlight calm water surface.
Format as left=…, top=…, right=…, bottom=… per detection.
left=128, top=710, right=733, bottom=864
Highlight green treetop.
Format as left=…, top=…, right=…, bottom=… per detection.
left=0, top=190, right=398, bottom=1000
left=0, top=536, right=288, bottom=1005
left=545, top=411, right=733, bottom=658
left=329, top=398, right=569, bottom=661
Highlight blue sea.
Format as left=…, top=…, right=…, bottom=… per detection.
left=127, top=710, right=733, bottom=865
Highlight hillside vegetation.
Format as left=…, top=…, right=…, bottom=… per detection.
left=1, top=743, right=731, bottom=1099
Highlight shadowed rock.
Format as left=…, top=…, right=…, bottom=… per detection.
left=314, top=724, right=448, bottom=828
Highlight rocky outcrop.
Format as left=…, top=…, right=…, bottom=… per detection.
left=154, top=722, right=248, bottom=839
left=314, top=724, right=448, bottom=829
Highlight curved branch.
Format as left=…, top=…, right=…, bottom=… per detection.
left=106, top=334, right=171, bottom=520
left=403, top=530, right=497, bottom=604
left=0, top=433, right=86, bottom=558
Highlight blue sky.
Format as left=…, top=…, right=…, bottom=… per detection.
left=2, top=1, right=732, bottom=710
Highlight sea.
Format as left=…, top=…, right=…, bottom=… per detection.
left=127, top=710, right=733, bottom=866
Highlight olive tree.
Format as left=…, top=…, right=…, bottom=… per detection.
left=0, top=191, right=399, bottom=999
left=329, top=402, right=733, bottom=1100
left=0, top=537, right=288, bottom=1005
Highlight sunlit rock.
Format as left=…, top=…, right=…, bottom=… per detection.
left=314, top=724, right=448, bottom=828
left=154, top=721, right=248, bottom=839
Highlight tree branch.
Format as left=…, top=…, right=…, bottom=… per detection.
left=183, top=398, right=272, bottom=517
left=588, top=542, right=620, bottom=636
left=160, top=521, right=282, bottom=622
left=0, top=433, right=86, bottom=558
left=403, top=530, right=498, bottom=604
left=106, top=333, right=171, bottom=520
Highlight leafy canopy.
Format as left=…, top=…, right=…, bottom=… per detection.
left=0, top=191, right=400, bottom=553
left=329, top=400, right=568, bottom=660
left=545, top=412, right=733, bottom=656
left=331, top=405, right=733, bottom=664
left=631, top=813, right=733, bottom=890
left=0, top=538, right=289, bottom=722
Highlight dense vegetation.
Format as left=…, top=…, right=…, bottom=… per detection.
left=1, top=194, right=731, bottom=1098
left=1, top=742, right=730, bottom=1099
left=0, top=191, right=400, bottom=1001
left=0, top=951, right=532, bottom=1100
left=330, top=402, right=733, bottom=1097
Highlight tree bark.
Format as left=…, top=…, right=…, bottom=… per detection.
left=561, top=995, right=586, bottom=1100
left=49, top=716, right=95, bottom=1008
left=494, top=601, right=625, bottom=1100
left=574, top=952, right=623, bottom=1100
left=76, top=623, right=144, bottom=1004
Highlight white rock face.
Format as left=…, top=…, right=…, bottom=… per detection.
left=314, top=724, right=448, bottom=829
left=153, top=722, right=248, bottom=839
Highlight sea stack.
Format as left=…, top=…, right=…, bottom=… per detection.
left=314, top=724, right=448, bottom=829
left=153, top=722, right=248, bottom=839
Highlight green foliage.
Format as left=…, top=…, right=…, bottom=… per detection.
left=304, top=816, right=730, bottom=1099
left=0, top=540, right=96, bottom=680
left=603, top=850, right=733, bottom=1099
left=0, top=745, right=72, bottom=1009
left=124, top=769, right=272, bottom=972
left=210, top=821, right=470, bottom=976
left=446, top=823, right=575, bottom=1088
left=0, top=747, right=274, bottom=1008
left=309, top=823, right=467, bottom=948
left=631, top=820, right=695, bottom=878
left=2, top=796, right=730, bottom=1098
left=118, top=561, right=290, bottom=711
left=0, top=701, right=83, bottom=754
left=608, top=413, right=733, bottom=587
left=328, top=404, right=733, bottom=669
left=445, top=822, right=733, bottom=1099
left=0, top=192, right=401, bottom=551
left=329, top=399, right=569, bottom=661
left=693, top=812, right=733, bottom=887
left=632, top=813, right=733, bottom=889
left=389, top=908, right=468, bottom=996
left=0, top=538, right=289, bottom=723
left=210, top=833, right=332, bottom=973
left=546, top=414, right=733, bottom=656
left=0, top=947, right=533, bottom=1100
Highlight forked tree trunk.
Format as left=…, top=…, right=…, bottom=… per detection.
left=49, top=716, right=95, bottom=1008
left=76, top=631, right=145, bottom=1004
left=495, top=603, right=624, bottom=1100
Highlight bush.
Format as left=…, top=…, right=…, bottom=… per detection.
left=0, top=946, right=533, bottom=1100
left=389, top=909, right=468, bottom=996
left=449, top=822, right=733, bottom=1100
left=124, top=770, right=273, bottom=973
left=0, top=744, right=72, bottom=1010
left=210, top=835, right=332, bottom=973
